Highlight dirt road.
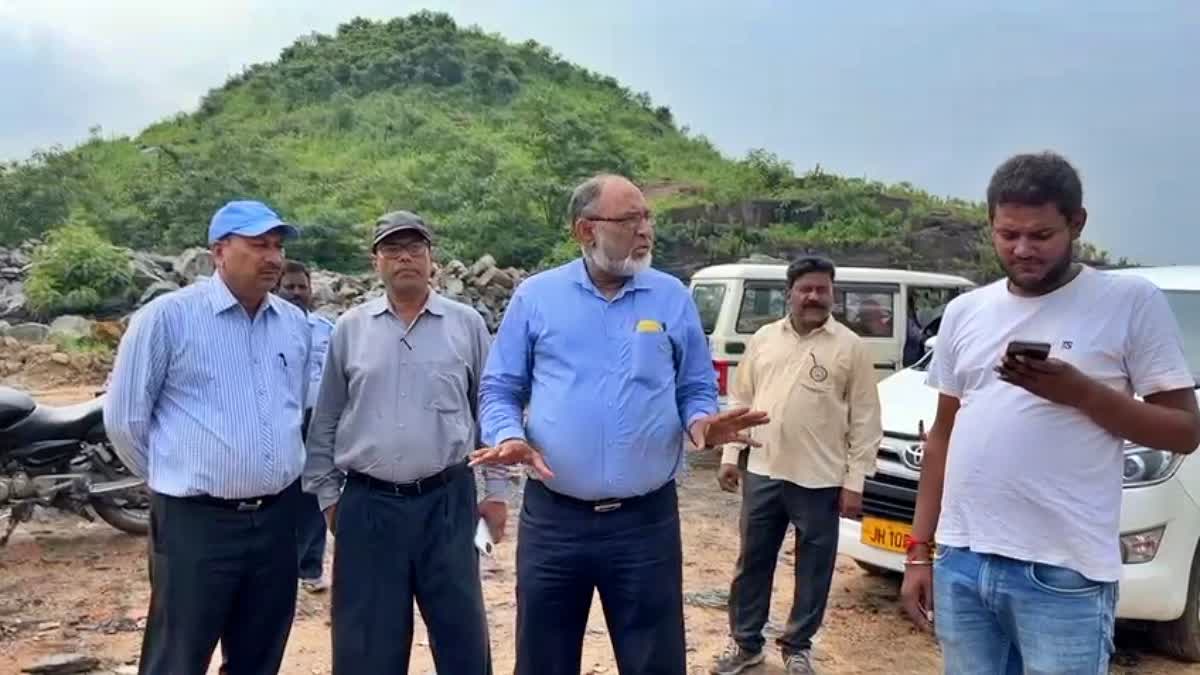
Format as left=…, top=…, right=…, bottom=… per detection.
left=1, top=386, right=1197, bottom=673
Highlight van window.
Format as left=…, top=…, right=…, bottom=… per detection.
left=836, top=287, right=896, bottom=338
left=737, top=282, right=787, bottom=334
left=691, top=283, right=727, bottom=335
left=908, top=285, right=967, bottom=328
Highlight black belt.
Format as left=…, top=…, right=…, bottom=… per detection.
left=348, top=461, right=468, bottom=497
left=529, top=478, right=673, bottom=513
left=183, top=482, right=295, bottom=512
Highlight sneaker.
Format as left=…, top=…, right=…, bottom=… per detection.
left=711, top=640, right=764, bottom=674
left=300, top=576, right=328, bottom=593
left=784, top=650, right=816, bottom=675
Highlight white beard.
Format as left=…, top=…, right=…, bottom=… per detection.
left=583, top=243, right=652, bottom=277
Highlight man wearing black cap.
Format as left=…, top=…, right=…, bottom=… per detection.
left=105, top=200, right=311, bottom=675
left=304, top=210, right=507, bottom=674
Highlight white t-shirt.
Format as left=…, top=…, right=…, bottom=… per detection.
left=927, top=266, right=1194, bottom=582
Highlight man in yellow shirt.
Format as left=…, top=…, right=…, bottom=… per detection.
left=711, top=255, right=883, bottom=675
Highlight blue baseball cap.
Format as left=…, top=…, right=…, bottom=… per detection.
left=208, top=200, right=300, bottom=245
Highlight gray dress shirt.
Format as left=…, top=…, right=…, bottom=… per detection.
left=303, top=292, right=508, bottom=511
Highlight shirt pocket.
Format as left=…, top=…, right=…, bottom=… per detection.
left=421, top=357, right=468, bottom=413
left=630, top=331, right=675, bottom=387
left=273, top=342, right=308, bottom=409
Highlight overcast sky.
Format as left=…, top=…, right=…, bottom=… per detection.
left=1, top=1, right=1197, bottom=264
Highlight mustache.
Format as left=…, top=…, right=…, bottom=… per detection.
left=801, top=301, right=830, bottom=309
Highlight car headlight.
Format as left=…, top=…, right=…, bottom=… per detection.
left=1123, top=446, right=1185, bottom=487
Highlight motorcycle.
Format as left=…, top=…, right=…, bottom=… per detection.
left=0, top=385, right=149, bottom=544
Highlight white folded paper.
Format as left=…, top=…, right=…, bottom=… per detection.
left=474, top=517, right=495, bottom=557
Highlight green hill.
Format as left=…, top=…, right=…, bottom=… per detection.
left=0, top=11, right=1115, bottom=277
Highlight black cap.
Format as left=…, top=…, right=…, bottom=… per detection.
left=372, top=210, right=433, bottom=249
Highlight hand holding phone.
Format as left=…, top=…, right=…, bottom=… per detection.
left=1005, top=340, right=1051, bottom=361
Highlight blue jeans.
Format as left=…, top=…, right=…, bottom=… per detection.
left=933, top=546, right=1116, bottom=674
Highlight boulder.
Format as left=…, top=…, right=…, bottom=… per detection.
left=7, top=322, right=50, bottom=343
left=50, top=352, right=70, bottom=365
left=443, top=260, right=468, bottom=278
left=174, top=248, right=215, bottom=283
left=473, top=267, right=499, bottom=289
left=129, top=251, right=170, bottom=289
left=441, top=276, right=466, bottom=297
left=138, top=280, right=180, bottom=306
left=469, top=255, right=496, bottom=277
left=49, top=315, right=95, bottom=340
left=93, top=321, right=125, bottom=346
left=2, top=336, right=18, bottom=349
left=0, top=279, right=26, bottom=318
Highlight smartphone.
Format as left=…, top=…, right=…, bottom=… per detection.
left=1006, top=340, right=1051, bottom=361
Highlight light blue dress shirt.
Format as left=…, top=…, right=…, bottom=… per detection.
left=103, top=273, right=312, bottom=499
left=306, top=312, right=335, bottom=410
left=479, top=258, right=718, bottom=501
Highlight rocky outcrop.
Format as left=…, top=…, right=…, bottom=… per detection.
left=0, top=242, right=527, bottom=336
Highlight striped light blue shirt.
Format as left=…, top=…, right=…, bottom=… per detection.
left=103, top=273, right=312, bottom=499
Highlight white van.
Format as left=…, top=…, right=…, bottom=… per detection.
left=837, top=265, right=1200, bottom=661
left=688, top=262, right=975, bottom=401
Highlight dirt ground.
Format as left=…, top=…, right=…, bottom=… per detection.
left=2, top=386, right=1199, bottom=674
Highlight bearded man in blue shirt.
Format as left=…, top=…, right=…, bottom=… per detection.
left=474, top=174, right=768, bottom=675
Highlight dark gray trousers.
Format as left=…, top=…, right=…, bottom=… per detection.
left=331, top=468, right=492, bottom=675
left=728, top=472, right=840, bottom=656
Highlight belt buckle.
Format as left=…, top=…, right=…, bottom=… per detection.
left=237, top=498, right=263, bottom=512
left=594, top=500, right=622, bottom=513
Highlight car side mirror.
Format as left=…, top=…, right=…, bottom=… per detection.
left=924, top=336, right=937, bottom=352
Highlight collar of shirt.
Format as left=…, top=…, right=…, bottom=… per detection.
left=568, top=257, right=653, bottom=301
left=205, top=272, right=283, bottom=319
left=308, top=311, right=334, bottom=331
left=366, top=290, right=448, bottom=320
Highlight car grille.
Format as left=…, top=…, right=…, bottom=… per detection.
left=862, top=470, right=919, bottom=523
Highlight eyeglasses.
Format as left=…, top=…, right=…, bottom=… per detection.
left=585, top=210, right=655, bottom=229
left=375, top=241, right=429, bottom=258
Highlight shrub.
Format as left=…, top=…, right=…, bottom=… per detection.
left=25, top=224, right=134, bottom=316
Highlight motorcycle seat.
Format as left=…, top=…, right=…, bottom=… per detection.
left=5, top=397, right=105, bottom=448
left=0, top=386, right=37, bottom=429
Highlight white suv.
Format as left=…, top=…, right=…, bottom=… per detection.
left=837, top=265, right=1200, bottom=661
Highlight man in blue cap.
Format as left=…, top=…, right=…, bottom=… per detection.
left=105, top=199, right=312, bottom=675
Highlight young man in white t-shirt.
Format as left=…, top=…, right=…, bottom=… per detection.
left=900, top=151, right=1200, bottom=674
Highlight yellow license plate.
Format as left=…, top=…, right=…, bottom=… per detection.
left=860, top=516, right=912, bottom=553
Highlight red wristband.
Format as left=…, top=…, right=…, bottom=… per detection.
left=904, top=535, right=931, bottom=555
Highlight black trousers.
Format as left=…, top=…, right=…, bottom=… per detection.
left=728, top=472, right=840, bottom=655
left=515, top=480, right=686, bottom=675
left=331, top=467, right=492, bottom=674
left=139, top=482, right=300, bottom=675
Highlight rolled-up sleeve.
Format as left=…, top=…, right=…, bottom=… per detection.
left=479, top=292, right=533, bottom=447
left=675, top=297, right=719, bottom=428
left=303, top=321, right=349, bottom=511
left=102, top=304, right=171, bottom=479
left=468, top=310, right=511, bottom=501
